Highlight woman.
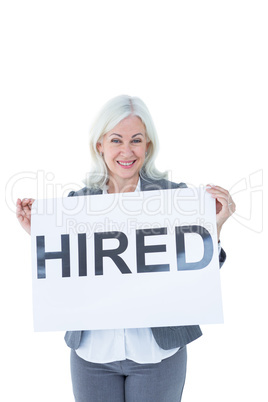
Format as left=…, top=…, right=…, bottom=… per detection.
left=17, top=95, right=235, bottom=402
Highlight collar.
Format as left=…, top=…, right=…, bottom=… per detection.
left=102, top=177, right=141, bottom=194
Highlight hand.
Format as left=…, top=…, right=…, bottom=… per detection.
left=16, top=198, right=35, bottom=235
left=206, top=185, right=236, bottom=241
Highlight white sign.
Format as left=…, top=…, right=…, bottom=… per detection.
left=31, top=187, right=223, bottom=331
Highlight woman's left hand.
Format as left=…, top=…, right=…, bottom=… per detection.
left=206, top=185, right=236, bottom=241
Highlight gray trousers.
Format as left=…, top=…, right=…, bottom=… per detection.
left=70, top=347, right=187, bottom=402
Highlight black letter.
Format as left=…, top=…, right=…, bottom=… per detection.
left=136, top=227, right=170, bottom=273
left=94, top=232, right=131, bottom=275
left=36, top=235, right=70, bottom=279
left=175, top=225, right=213, bottom=271
left=78, top=233, right=87, bottom=277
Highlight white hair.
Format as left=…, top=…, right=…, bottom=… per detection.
left=84, top=95, right=167, bottom=188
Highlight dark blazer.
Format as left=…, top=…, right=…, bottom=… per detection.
left=64, top=174, right=226, bottom=350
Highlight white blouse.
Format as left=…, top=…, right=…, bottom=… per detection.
left=75, top=328, right=180, bottom=364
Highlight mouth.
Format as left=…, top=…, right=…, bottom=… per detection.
left=117, top=160, right=136, bottom=167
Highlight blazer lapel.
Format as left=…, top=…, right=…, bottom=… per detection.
left=86, top=174, right=177, bottom=195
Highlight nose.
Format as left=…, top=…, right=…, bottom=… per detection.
left=120, top=143, right=133, bottom=157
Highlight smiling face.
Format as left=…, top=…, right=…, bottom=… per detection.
left=97, top=115, right=150, bottom=192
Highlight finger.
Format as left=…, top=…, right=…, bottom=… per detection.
left=16, top=209, right=27, bottom=220
left=206, top=187, right=228, bottom=196
left=16, top=198, right=33, bottom=222
left=206, top=185, right=229, bottom=196
left=16, top=199, right=23, bottom=217
left=21, top=198, right=35, bottom=208
left=16, top=198, right=22, bottom=209
left=227, top=200, right=236, bottom=213
left=208, top=191, right=230, bottom=204
left=215, top=195, right=236, bottom=216
left=214, top=195, right=229, bottom=206
left=207, top=189, right=234, bottom=205
left=21, top=199, right=33, bottom=213
left=214, top=192, right=235, bottom=209
left=211, top=185, right=229, bottom=194
left=17, top=214, right=24, bottom=223
left=21, top=198, right=30, bottom=206
left=28, top=198, right=35, bottom=208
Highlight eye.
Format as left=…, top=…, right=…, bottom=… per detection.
left=132, top=138, right=142, bottom=143
left=111, top=138, right=121, bottom=143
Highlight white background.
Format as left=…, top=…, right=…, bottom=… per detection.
left=1, top=1, right=267, bottom=401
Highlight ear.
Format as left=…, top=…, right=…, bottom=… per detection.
left=146, top=141, right=151, bottom=152
left=96, top=141, right=103, bottom=153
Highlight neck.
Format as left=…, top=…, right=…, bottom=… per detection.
left=107, top=175, right=139, bottom=194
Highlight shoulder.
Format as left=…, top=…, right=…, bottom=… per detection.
left=68, top=187, right=102, bottom=197
left=67, top=176, right=187, bottom=196
left=140, top=174, right=187, bottom=191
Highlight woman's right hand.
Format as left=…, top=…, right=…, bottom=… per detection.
left=16, top=198, right=35, bottom=235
